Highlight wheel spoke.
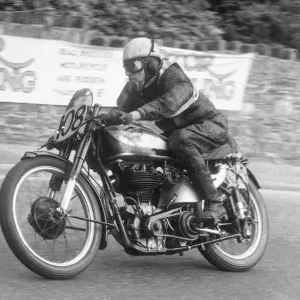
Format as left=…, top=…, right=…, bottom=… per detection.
left=70, top=194, right=78, bottom=201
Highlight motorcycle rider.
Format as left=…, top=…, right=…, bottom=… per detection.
left=104, top=37, right=228, bottom=222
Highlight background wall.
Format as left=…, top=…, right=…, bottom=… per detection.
left=0, top=24, right=299, bottom=165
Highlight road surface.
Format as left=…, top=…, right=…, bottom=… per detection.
left=0, top=188, right=299, bottom=300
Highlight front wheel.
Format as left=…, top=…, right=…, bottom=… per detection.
left=0, top=156, right=102, bottom=279
left=198, top=179, right=269, bottom=271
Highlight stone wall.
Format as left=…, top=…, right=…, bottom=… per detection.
left=226, top=56, right=300, bottom=164
left=0, top=23, right=300, bottom=165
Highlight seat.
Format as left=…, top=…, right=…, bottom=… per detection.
left=202, top=135, right=240, bottom=161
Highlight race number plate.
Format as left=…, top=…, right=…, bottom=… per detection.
left=55, top=104, right=87, bottom=142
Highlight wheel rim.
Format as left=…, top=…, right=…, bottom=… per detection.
left=12, top=166, right=95, bottom=267
left=214, top=190, right=262, bottom=259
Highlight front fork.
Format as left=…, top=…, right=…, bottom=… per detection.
left=60, top=138, right=92, bottom=211
left=58, top=105, right=100, bottom=213
left=47, top=145, right=72, bottom=199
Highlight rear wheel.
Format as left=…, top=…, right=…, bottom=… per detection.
left=198, top=180, right=268, bottom=271
left=0, top=157, right=102, bottom=279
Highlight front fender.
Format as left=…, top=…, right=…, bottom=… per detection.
left=21, top=151, right=108, bottom=250
left=247, top=168, right=261, bottom=190
left=22, top=150, right=69, bottom=164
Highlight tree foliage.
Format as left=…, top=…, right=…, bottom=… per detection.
left=211, top=0, right=300, bottom=50
left=0, top=0, right=299, bottom=51
left=87, top=0, right=222, bottom=41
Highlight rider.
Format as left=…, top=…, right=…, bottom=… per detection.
left=104, top=37, right=228, bottom=222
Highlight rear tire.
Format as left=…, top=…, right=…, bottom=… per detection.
left=198, top=180, right=268, bottom=271
left=0, top=157, right=102, bottom=279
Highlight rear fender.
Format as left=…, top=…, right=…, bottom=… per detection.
left=21, top=151, right=108, bottom=249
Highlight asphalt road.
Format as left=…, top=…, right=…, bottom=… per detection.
left=0, top=188, right=299, bottom=300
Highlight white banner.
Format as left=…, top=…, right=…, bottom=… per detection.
left=0, top=35, right=254, bottom=110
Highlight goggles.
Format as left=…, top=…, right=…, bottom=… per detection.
left=123, top=59, right=144, bottom=76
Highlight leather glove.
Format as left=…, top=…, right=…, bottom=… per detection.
left=118, top=111, right=132, bottom=125
left=104, top=110, right=132, bottom=126
left=103, top=110, right=121, bottom=126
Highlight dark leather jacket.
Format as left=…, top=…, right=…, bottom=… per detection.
left=116, top=63, right=228, bottom=136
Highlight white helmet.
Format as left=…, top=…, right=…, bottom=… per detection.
left=123, top=37, right=162, bottom=62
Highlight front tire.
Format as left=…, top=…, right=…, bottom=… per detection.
left=0, top=157, right=102, bottom=279
left=198, top=180, right=269, bottom=271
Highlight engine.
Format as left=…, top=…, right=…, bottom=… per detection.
left=122, top=203, right=199, bottom=251
left=112, top=162, right=180, bottom=205
left=110, top=162, right=183, bottom=249
left=110, top=161, right=229, bottom=250
left=119, top=167, right=163, bottom=203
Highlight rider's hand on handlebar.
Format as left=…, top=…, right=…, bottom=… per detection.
left=117, top=111, right=132, bottom=125
left=102, top=110, right=132, bottom=126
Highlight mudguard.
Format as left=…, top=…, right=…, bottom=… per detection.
left=247, top=167, right=261, bottom=189
left=21, top=151, right=108, bottom=250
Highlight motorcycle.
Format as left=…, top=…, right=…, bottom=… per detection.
left=0, top=89, right=269, bottom=279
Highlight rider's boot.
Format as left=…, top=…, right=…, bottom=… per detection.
left=192, top=166, right=227, bottom=223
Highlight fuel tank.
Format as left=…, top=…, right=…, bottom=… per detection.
left=100, top=123, right=173, bottom=163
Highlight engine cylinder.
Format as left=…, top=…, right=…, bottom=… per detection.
left=120, top=169, right=163, bottom=203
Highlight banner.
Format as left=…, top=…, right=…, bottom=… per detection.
left=0, top=35, right=254, bottom=110
left=161, top=47, right=254, bottom=111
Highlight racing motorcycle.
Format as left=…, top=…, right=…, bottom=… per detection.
left=0, top=89, right=268, bottom=279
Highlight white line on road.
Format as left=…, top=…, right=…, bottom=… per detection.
left=0, top=164, right=14, bottom=169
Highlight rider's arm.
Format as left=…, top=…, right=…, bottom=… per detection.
left=115, top=82, right=142, bottom=121
left=116, top=82, right=141, bottom=113
left=136, top=64, right=194, bottom=121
